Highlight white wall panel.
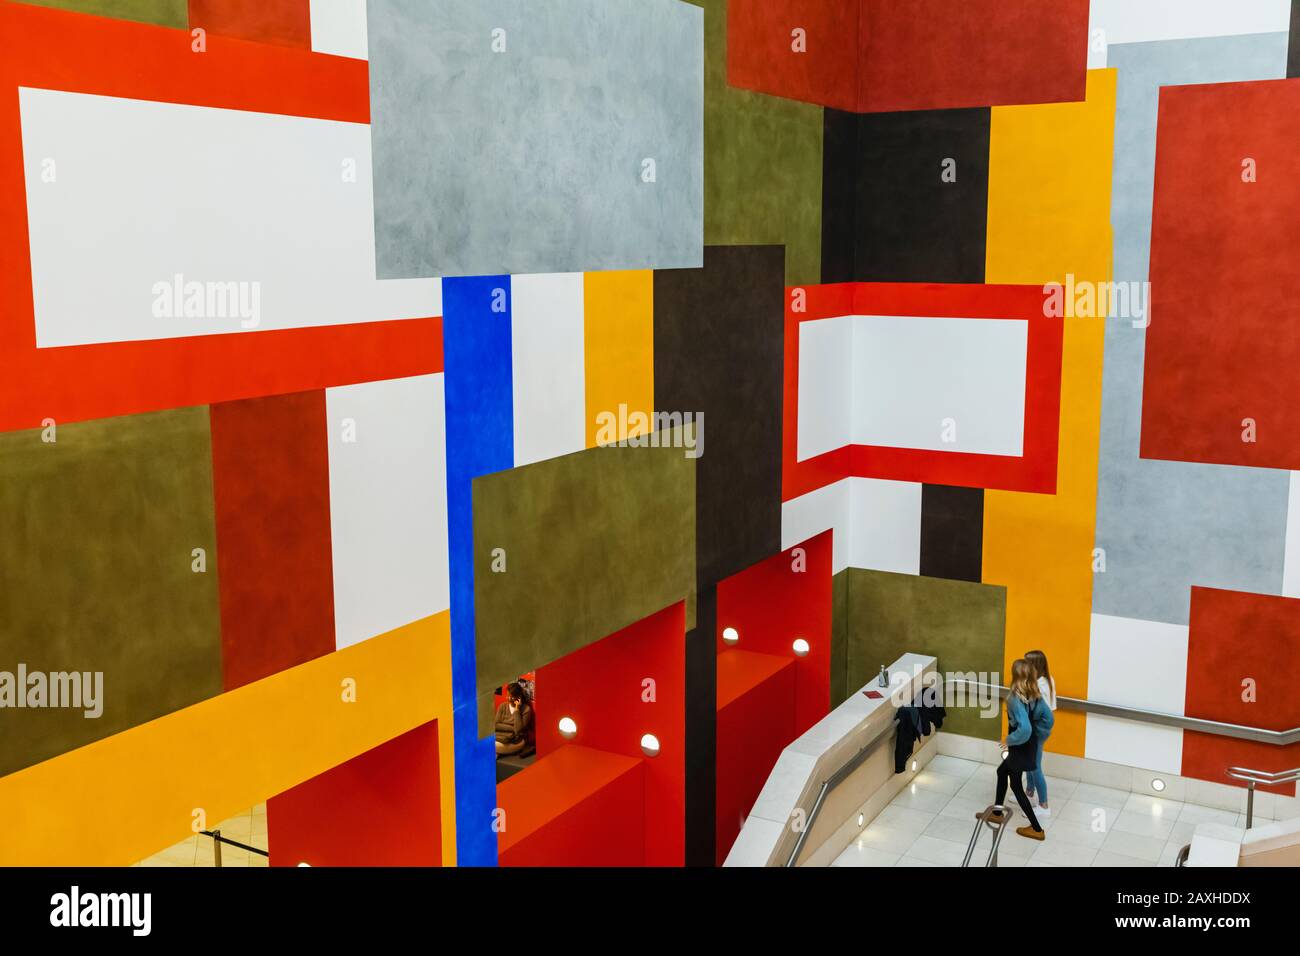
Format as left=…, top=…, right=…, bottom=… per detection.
left=311, top=0, right=370, bottom=59
left=848, top=477, right=922, bottom=575
left=510, top=273, right=586, bottom=468
left=1085, top=613, right=1189, bottom=774
left=327, top=373, right=450, bottom=649
left=797, top=314, right=854, bottom=462
left=851, top=315, right=1028, bottom=457
left=19, top=87, right=437, bottom=348
left=782, top=479, right=852, bottom=574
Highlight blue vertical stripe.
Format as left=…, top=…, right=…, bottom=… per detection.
left=442, top=275, right=514, bottom=866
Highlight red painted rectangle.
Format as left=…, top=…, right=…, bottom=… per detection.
left=726, top=0, right=1089, bottom=113
left=857, top=0, right=1089, bottom=113
left=727, top=0, right=861, bottom=112
left=1144, top=78, right=1300, bottom=470
left=783, top=282, right=1062, bottom=499
left=716, top=531, right=831, bottom=733
left=209, top=390, right=336, bottom=690
left=0, top=2, right=440, bottom=435
left=1183, top=587, right=1300, bottom=797
left=188, top=0, right=312, bottom=49
left=497, top=745, right=645, bottom=867
left=267, top=720, right=443, bottom=866
left=533, top=602, right=686, bottom=866
left=716, top=652, right=796, bottom=865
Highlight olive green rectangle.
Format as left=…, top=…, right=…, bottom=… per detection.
left=830, top=568, right=849, bottom=708
left=0, top=407, right=224, bottom=776
left=686, top=0, right=824, bottom=287
left=842, top=569, right=1006, bottom=740
left=473, top=440, right=695, bottom=733
left=15, top=0, right=188, bottom=29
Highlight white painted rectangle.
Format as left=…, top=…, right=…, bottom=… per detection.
left=510, top=272, right=586, bottom=468
left=782, top=479, right=851, bottom=574
left=851, top=315, right=1028, bottom=456
left=797, top=314, right=854, bottom=462
left=1085, top=613, right=1189, bottom=775
left=19, top=87, right=437, bottom=348
left=848, top=477, right=921, bottom=575
left=327, top=373, right=450, bottom=649
left=311, top=0, right=369, bottom=59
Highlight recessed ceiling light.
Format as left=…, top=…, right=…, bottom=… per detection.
left=722, top=626, right=739, bottom=644
left=640, top=733, right=661, bottom=757
left=792, top=638, right=810, bottom=657
left=558, top=716, right=577, bottom=739
left=1151, top=778, right=1166, bottom=793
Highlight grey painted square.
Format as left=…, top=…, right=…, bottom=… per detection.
left=1092, top=34, right=1291, bottom=626
left=368, top=0, right=704, bottom=278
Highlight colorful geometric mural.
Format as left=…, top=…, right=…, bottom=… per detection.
left=3, top=0, right=1300, bottom=873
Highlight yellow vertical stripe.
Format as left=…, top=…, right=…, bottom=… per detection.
left=0, top=613, right=457, bottom=866
left=583, top=270, right=655, bottom=446
left=983, top=70, right=1117, bottom=758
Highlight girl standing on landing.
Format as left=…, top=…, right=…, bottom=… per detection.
left=1024, top=649, right=1056, bottom=817
left=992, top=659, right=1054, bottom=841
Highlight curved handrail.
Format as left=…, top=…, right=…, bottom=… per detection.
left=784, top=717, right=897, bottom=867
left=780, top=675, right=1295, bottom=867
left=1226, top=766, right=1300, bottom=784
left=945, top=679, right=1296, bottom=745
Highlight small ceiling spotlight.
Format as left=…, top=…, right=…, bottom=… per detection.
left=722, top=626, right=739, bottom=645
left=1151, top=778, right=1167, bottom=793
left=558, top=716, right=578, bottom=739
left=640, top=733, right=661, bottom=757
left=792, top=638, right=810, bottom=657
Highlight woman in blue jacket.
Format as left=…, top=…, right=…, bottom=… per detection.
left=992, top=659, right=1054, bottom=840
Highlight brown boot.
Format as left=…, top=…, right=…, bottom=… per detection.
left=1016, top=825, right=1045, bottom=841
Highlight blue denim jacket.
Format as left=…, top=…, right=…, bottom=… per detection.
left=1007, top=693, right=1054, bottom=745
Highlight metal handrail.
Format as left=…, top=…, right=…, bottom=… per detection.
left=1224, top=766, right=1300, bottom=829
left=781, top=676, right=1297, bottom=866
left=946, top=679, right=1297, bottom=744
left=201, top=828, right=269, bottom=867
left=784, top=718, right=897, bottom=867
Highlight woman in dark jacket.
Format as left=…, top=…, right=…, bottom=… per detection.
left=494, top=682, right=534, bottom=757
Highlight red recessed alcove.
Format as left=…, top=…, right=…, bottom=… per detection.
left=266, top=720, right=442, bottom=866
left=497, top=601, right=686, bottom=866
left=714, top=531, right=832, bottom=864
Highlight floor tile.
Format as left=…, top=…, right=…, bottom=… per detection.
left=927, top=755, right=982, bottom=779
left=889, top=785, right=952, bottom=813
left=1070, top=783, right=1130, bottom=809
left=1092, top=850, right=1155, bottom=867
left=904, top=835, right=970, bottom=866
left=1111, top=808, right=1176, bottom=840
left=1101, top=829, right=1166, bottom=863
left=874, top=804, right=937, bottom=834
left=854, top=823, right=920, bottom=856
left=832, top=842, right=900, bottom=867
left=1030, top=840, right=1099, bottom=867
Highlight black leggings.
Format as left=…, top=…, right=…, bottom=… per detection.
left=996, top=759, right=1042, bottom=831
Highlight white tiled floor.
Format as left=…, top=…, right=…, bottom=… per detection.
left=832, top=756, right=1266, bottom=868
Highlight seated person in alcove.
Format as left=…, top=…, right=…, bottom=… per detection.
left=494, top=681, right=534, bottom=757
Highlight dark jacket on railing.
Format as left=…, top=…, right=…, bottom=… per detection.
left=894, top=698, right=947, bottom=773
